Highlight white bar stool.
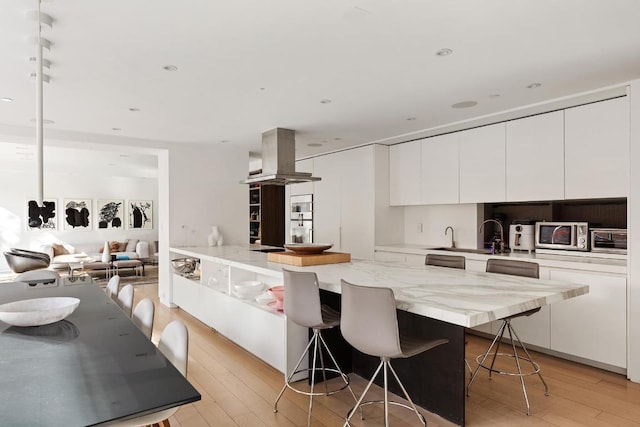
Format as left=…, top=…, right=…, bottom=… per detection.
left=467, top=258, right=550, bottom=415
left=273, top=269, right=358, bottom=427
left=340, top=279, right=449, bottom=426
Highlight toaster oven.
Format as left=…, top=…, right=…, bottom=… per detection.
left=590, top=228, right=627, bottom=254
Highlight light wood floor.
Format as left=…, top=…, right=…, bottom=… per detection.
left=134, top=284, right=640, bottom=426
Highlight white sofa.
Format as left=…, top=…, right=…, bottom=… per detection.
left=41, top=239, right=151, bottom=270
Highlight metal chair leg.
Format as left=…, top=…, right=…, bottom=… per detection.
left=276, top=329, right=356, bottom=427
left=345, top=359, right=426, bottom=427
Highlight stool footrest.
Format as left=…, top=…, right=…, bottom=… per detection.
left=475, top=352, right=542, bottom=377
left=284, top=368, right=351, bottom=397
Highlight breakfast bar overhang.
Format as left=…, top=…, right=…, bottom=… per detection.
left=170, top=246, right=589, bottom=425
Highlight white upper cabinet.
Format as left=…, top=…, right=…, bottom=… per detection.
left=459, top=123, right=506, bottom=203
left=565, top=97, right=629, bottom=199
left=506, top=111, right=565, bottom=201
left=389, top=140, right=421, bottom=206
left=421, top=133, right=459, bottom=204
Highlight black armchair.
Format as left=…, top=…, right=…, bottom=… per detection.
left=3, top=248, right=51, bottom=273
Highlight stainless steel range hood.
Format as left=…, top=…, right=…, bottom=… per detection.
left=242, top=128, right=321, bottom=185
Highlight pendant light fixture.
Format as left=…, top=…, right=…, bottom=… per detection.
left=27, top=0, right=55, bottom=229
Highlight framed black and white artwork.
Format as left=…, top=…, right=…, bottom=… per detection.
left=128, top=200, right=153, bottom=230
left=96, top=199, right=124, bottom=229
left=63, top=198, right=92, bottom=230
left=27, top=199, right=57, bottom=231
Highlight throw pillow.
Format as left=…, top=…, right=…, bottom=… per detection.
left=125, top=239, right=139, bottom=252
left=51, top=243, right=69, bottom=256
left=109, top=241, right=120, bottom=252
left=117, top=241, right=128, bottom=252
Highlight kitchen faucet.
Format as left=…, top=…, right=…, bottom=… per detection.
left=445, top=226, right=455, bottom=248
left=478, top=219, right=505, bottom=254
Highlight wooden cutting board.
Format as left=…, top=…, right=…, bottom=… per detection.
left=267, top=251, right=351, bottom=266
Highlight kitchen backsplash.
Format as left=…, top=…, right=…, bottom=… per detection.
left=403, top=198, right=626, bottom=250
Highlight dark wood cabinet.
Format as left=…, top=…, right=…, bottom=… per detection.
left=249, top=184, right=284, bottom=247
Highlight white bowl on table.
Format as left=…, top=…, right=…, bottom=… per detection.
left=233, top=280, right=263, bottom=299
left=0, top=297, right=80, bottom=327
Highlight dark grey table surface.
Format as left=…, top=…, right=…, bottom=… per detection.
left=0, top=278, right=201, bottom=426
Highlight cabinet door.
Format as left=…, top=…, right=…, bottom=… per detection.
left=459, top=123, right=506, bottom=203
left=549, top=269, right=626, bottom=368
left=565, top=97, right=630, bottom=199
left=506, top=111, right=565, bottom=201
left=313, top=153, right=342, bottom=249
left=421, top=133, right=459, bottom=204
left=389, top=140, right=421, bottom=206
left=340, top=147, right=375, bottom=259
left=290, top=158, right=314, bottom=196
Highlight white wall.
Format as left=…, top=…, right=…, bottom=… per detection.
left=158, top=143, right=248, bottom=306
left=0, top=166, right=158, bottom=272
left=403, top=204, right=483, bottom=248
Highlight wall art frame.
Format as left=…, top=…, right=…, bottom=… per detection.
left=96, top=199, right=125, bottom=229
left=127, top=200, right=153, bottom=230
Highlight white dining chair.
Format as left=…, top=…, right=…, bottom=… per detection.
left=132, top=298, right=155, bottom=340
left=106, top=275, right=121, bottom=302
left=15, top=269, right=60, bottom=283
left=117, top=284, right=134, bottom=318
left=114, top=320, right=189, bottom=427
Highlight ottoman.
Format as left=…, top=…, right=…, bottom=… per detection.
left=112, top=259, right=144, bottom=277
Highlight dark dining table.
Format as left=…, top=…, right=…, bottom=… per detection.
left=0, top=276, right=201, bottom=427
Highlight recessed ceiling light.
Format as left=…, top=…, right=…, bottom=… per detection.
left=451, top=101, right=478, bottom=109
left=489, top=94, right=501, bottom=99
left=129, top=107, right=140, bottom=112
left=119, top=154, right=130, bottom=158
left=221, top=140, right=229, bottom=143
left=436, top=48, right=453, bottom=57
left=0, top=97, right=13, bottom=102
left=259, top=87, right=266, bottom=91
left=112, top=127, right=121, bottom=131
left=307, top=143, right=323, bottom=147
left=162, top=65, right=178, bottom=71
left=29, top=118, right=54, bottom=124
left=526, top=83, right=542, bottom=89
left=406, top=117, right=416, bottom=121
left=320, top=99, right=332, bottom=104
left=333, top=137, right=341, bottom=141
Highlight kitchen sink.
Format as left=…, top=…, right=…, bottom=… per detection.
left=426, top=247, right=494, bottom=255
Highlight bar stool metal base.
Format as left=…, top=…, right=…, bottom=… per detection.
left=467, top=318, right=549, bottom=415
left=345, top=358, right=426, bottom=427
left=274, top=328, right=357, bottom=427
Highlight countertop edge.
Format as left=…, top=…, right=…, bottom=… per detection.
left=375, top=244, right=627, bottom=274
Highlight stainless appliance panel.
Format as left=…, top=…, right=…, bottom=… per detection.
left=290, top=194, right=313, bottom=244
left=590, top=228, right=627, bottom=254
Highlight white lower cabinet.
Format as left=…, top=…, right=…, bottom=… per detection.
left=171, top=258, right=308, bottom=376
left=548, top=269, right=627, bottom=369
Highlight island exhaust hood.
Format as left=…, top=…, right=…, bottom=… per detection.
left=242, top=128, right=321, bottom=186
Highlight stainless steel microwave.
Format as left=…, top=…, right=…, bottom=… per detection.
left=535, top=222, right=589, bottom=251
left=590, top=228, right=627, bottom=254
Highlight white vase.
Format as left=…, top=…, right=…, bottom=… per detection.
left=101, top=241, right=111, bottom=262
left=207, top=226, right=221, bottom=247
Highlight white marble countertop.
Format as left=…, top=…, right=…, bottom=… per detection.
left=376, top=243, right=627, bottom=274
left=170, top=245, right=589, bottom=328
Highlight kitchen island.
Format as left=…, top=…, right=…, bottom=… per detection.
left=170, top=245, right=589, bottom=425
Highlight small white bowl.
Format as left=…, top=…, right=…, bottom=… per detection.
left=0, top=297, right=80, bottom=327
left=233, top=281, right=263, bottom=299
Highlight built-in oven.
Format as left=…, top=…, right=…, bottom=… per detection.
left=290, top=194, right=313, bottom=244
left=590, top=228, right=627, bottom=254
left=535, top=221, right=589, bottom=251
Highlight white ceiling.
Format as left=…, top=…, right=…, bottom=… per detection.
left=1, top=0, right=640, bottom=160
